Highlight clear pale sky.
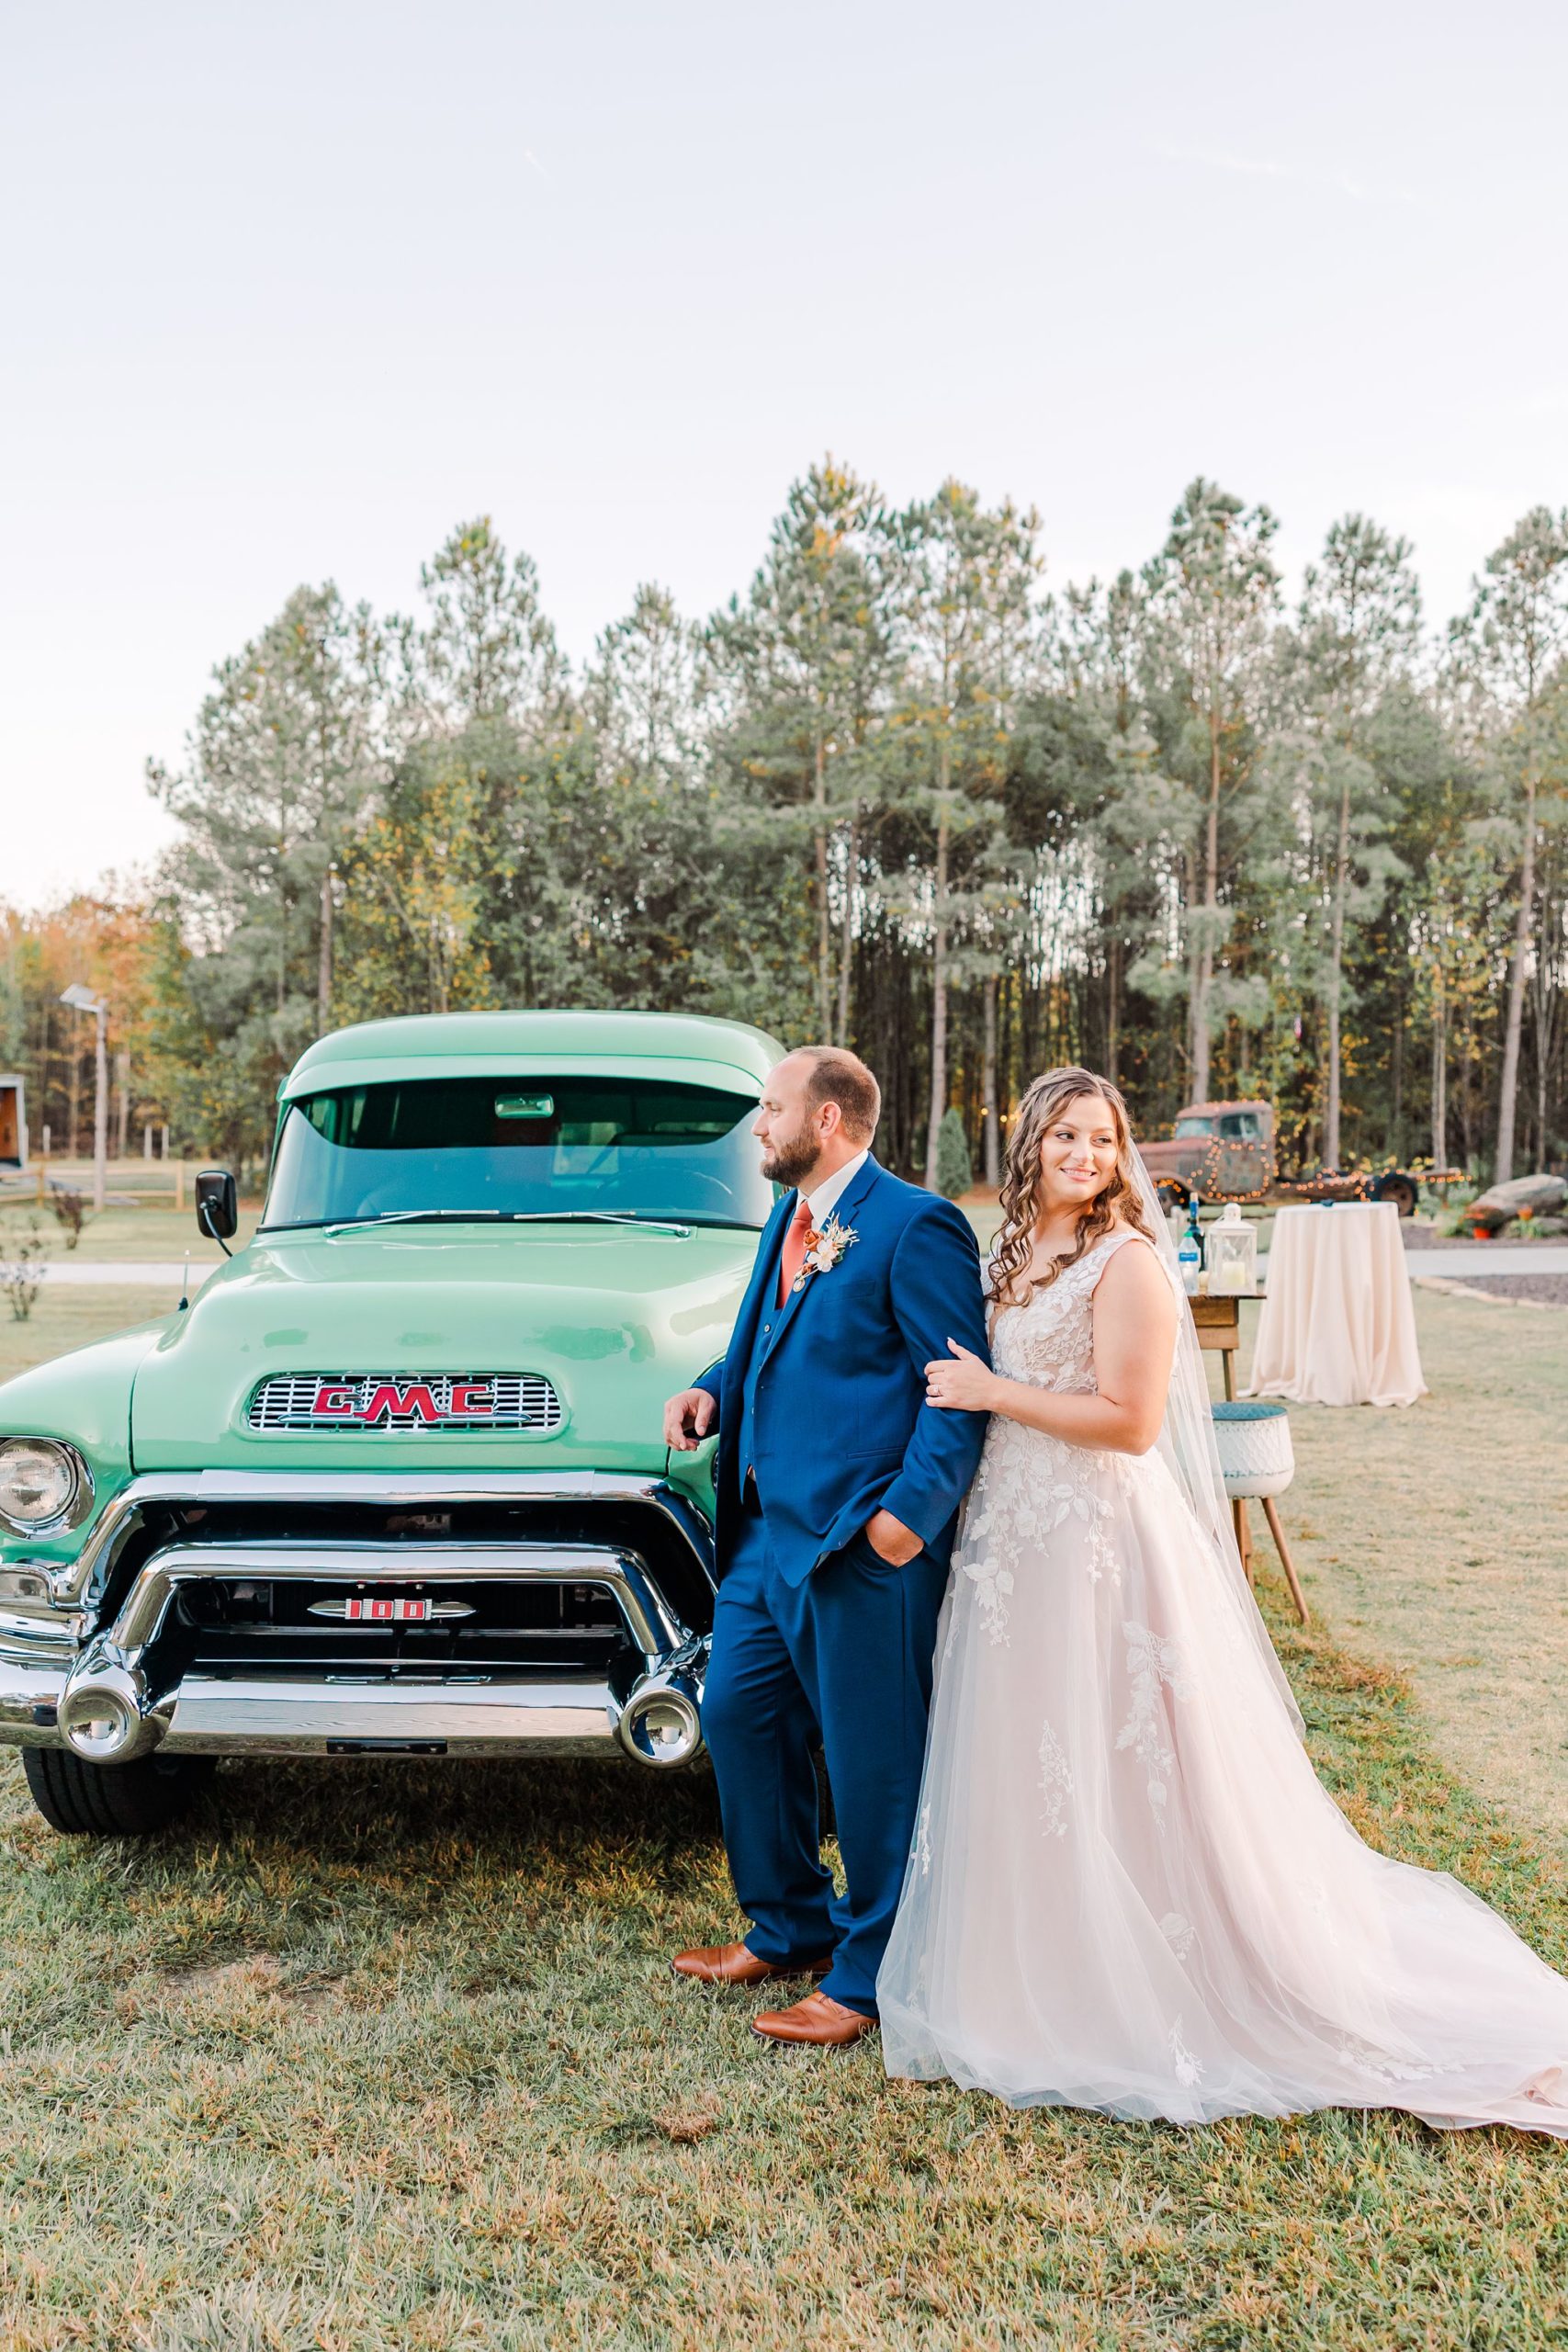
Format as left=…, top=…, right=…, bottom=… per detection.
left=3, top=0, right=1563, bottom=908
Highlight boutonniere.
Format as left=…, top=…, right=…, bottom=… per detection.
left=793, top=1215, right=858, bottom=1293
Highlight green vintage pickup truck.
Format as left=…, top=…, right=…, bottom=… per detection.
left=0, top=1011, right=782, bottom=1834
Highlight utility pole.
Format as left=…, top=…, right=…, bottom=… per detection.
left=60, top=983, right=109, bottom=1212
left=319, top=861, right=336, bottom=1032
left=94, top=1002, right=107, bottom=1209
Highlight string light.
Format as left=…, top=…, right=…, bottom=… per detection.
left=977, top=1102, right=1460, bottom=1210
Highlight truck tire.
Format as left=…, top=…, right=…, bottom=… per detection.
left=21, top=1747, right=215, bottom=1837
left=1374, top=1172, right=1418, bottom=1217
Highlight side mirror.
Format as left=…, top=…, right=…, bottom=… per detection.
left=195, top=1167, right=238, bottom=1244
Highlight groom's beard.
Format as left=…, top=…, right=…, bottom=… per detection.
left=761, top=1135, right=822, bottom=1191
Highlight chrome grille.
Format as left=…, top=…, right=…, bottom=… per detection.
left=246, top=1373, right=564, bottom=1435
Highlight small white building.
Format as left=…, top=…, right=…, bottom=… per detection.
left=0, top=1076, right=28, bottom=1170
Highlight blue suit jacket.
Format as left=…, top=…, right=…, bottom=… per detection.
left=694, top=1157, right=991, bottom=1585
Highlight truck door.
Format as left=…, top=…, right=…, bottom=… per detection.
left=1217, top=1110, right=1265, bottom=1197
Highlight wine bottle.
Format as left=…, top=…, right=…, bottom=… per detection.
left=1184, top=1190, right=1206, bottom=1270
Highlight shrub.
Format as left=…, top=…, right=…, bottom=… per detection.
left=49, top=1188, right=94, bottom=1251
left=1, top=1218, right=49, bottom=1321
left=935, top=1107, right=973, bottom=1200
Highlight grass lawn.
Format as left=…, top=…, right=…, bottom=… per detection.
left=0, top=1202, right=255, bottom=1266
left=1231, top=1289, right=1568, bottom=1858
left=0, top=1287, right=179, bottom=1382
left=0, top=1303, right=1565, bottom=2346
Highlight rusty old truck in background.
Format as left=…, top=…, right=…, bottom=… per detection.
left=1137, top=1100, right=1426, bottom=1215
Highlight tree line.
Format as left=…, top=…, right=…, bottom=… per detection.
left=4, top=467, right=1567, bottom=1189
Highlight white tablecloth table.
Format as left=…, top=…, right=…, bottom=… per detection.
left=1247, top=1202, right=1427, bottom=1408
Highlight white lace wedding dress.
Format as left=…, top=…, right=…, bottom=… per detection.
left=878, top=1229, right=1568, bottom=2132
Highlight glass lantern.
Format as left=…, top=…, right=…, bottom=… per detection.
left=1208, top=1201, right=1258, bottom=1295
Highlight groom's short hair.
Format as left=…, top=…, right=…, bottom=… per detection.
left=795, top=1046, right=881, bottom=1143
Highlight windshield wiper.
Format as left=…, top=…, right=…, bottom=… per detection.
left=323, top=1211, right=507, bottom=1233
left=510, top=1211, right=699, bottom=1238
left=264, top=1210, right=708, bottom=1238
left=260, top=1211, right=498, bottom=1236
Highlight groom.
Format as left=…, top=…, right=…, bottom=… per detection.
left=663, top=1047, right=990, bottom=2045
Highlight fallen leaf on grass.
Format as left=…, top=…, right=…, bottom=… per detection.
left=651, top=2098, right=722, bottom=2143
left=284, top=1973, right=345, bottom=2017
left=164, top=1953, right=283, bottom=1999
left=1330, top=1657, right=1406, bottom=1697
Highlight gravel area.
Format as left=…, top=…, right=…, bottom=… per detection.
left=1400, top=1224, right=1568, bottom=1305
left=1418, top=1272, right=1568, bottom=1308
left=1399, top=1226, right=1566, bottom=1250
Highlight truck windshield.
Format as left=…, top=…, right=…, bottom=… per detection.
left=262, top=1075, right=774, bottom=1231
left=1173, top=1116, right=1217, bottom=1138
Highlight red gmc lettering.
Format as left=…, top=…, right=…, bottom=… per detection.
left=311, top=1384, right=356, bottom=1415
left=448, top=1382, right=495, bottom=1416
left=359, top=1383, right=440, bottom=1424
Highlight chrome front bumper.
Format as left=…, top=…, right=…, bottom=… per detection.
left=0, top=1474, right=713, bottom=1770
left=0, top=1653, right=635, bottom=1756
left=0, top=1652, right=72, bottom=1746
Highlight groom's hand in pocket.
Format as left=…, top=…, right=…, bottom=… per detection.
left=863, top=1508, right=922, bottom=1566
left=664, top=1387, right=716, bottom=1451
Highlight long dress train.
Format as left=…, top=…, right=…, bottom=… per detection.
left=877, top=1230, right=1568, bottom=2133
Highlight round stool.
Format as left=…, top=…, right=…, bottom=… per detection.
left=1211, top=1401, right=1308, bottom=1623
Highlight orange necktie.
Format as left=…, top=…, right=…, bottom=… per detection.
left=777, top=1196, right=816, bottom=1306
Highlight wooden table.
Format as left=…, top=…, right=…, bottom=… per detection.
left=1189, top=1287, right=1264, bottom=1401
left=1188, top=1288, right=1294, bottom=1601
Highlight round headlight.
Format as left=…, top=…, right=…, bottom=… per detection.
left=0, top=1439, right=84, bottom=1531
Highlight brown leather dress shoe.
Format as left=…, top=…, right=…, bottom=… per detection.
left=751, top=1990, right=878, bottom=2046
left=671, top=1940, right=833, bottom=1987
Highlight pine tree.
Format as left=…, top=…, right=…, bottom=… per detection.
left=1143, top=480, right=1280, bottom=1102
left=1294, top=516, right=1421, bottom=1166
left=704, top=461, right=895, bottom=1043
left=890, top=481, right=1042, bottom=1185
left=1449, top=507, right=1568, bottom=1180
left=147, top=582, right=383, bottom=1103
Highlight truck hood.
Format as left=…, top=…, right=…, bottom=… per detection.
left=129, top=1224, right=761, bottom=1474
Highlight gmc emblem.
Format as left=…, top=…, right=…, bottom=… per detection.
left=310, top=1380, right=496, bottom=1424
left=247, top=1371, right=563, bottom=1436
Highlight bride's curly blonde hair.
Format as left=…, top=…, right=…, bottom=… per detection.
left=987, top=1065, right=1156, bottom=1307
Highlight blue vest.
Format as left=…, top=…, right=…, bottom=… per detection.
left=738, top=1263, right=784, bottom=1486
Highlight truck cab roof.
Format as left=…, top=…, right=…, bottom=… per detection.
left=1175, top=1100, right=1272, bottom=1123
left=281, top=1011, right=784, bottom=1103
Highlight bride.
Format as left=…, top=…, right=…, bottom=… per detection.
left=876, top=1065, right=1568, bottom=2134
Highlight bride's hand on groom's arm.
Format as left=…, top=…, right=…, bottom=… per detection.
left=923, top=1340, right=999, bottom=1415
left=938, top=1248, right=1177, bottom=1454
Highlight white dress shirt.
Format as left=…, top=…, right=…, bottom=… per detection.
left=800, top=1147, right=869, bottom=1230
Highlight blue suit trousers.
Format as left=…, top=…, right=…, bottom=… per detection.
left=701, top=1505, right=947, bottom=2016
